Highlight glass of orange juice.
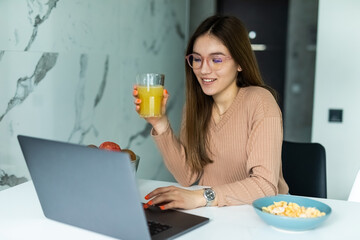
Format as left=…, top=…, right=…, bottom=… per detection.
left=136, top=73, right=165, bottom=117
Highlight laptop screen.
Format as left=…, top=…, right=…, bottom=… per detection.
left=18, top=135, right=209, bottom=240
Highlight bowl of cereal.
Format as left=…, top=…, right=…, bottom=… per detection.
left=252, top=194, right=331, bottom=231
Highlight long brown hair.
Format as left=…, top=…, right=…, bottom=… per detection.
left=184, top=15, right=277, bottom=175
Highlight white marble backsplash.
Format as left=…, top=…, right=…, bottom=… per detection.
left=0, top=0, right=187, bottom=189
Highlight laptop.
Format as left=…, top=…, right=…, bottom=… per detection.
left=18, top=135, right=209, bottom=240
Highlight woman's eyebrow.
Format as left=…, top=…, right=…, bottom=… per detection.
left=192, top=51, right=226, bottom=56
left=209, top=52, right=226, bottom=56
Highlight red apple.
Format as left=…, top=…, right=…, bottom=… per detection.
left=99, top=141, right=121, bottom=152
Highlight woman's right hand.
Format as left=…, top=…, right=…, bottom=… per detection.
left=133, top=85, right=170, bottom=135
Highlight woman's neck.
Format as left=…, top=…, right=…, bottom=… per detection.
left=212, top=84, right=239, bottom=115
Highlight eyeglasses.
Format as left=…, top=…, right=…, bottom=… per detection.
left=185, top=53, right=232, bottom=71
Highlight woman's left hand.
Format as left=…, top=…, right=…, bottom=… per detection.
left=143, top=186, right=206, bottom=210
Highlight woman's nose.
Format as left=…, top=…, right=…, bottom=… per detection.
left=200, top=58, right=212, bottom=74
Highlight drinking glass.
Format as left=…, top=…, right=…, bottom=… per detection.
left=136, top=73, right=165, bottom=117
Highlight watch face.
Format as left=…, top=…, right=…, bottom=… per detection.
left=205, top=188, right=215, bottom=201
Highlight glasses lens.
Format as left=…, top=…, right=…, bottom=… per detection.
left=210, top=56, right=224, bottom=71
left=187, top=54, right=202, bottom=69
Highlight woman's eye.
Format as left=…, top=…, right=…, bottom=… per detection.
left=193, top=57, right=202, bottom=62
left=212, top=57, right=223, bottom=63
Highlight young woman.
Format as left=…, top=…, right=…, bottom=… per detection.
left=133, top=15, right=288, bottom=210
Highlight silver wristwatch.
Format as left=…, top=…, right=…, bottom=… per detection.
left=203, top=188, right=216, bottom=207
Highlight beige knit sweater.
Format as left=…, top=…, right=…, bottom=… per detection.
left=152, top=86, right=289, bottom=206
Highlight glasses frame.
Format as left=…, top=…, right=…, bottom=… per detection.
left=185, top=53, right=233, bottom=70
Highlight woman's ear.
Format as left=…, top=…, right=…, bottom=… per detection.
left=237, top=65, right=242, bottom=72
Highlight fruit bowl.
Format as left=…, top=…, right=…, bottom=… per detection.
left=88, top=142, right=139, bottom=173
left=131, top=155, right=140, bottom=173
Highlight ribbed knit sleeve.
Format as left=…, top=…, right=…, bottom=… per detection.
left=151, top=123, right=198, bottom=186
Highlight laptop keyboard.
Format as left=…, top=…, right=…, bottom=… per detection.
left=148, top=220, right=172, bottom=236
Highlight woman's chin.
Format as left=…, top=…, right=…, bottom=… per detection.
left=199, top=86, right=217, bottom=96
left=201, top=89, right=215, bottom=96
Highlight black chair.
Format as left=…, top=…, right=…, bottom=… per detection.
left=281, top=141, right=327, bottom=198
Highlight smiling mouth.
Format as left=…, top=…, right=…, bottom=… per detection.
left=202, top=78, right=216, bottom=83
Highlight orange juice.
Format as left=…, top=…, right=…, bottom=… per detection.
left=137, top=85, right=164, bottom=117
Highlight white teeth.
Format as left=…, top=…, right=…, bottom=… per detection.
left=203, top=79, right=215, bottom=82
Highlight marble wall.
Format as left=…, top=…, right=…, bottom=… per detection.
left=0, top=0, right=188, bottom=190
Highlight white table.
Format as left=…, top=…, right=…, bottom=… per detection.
left=1, top=179, right=360, bottom=240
